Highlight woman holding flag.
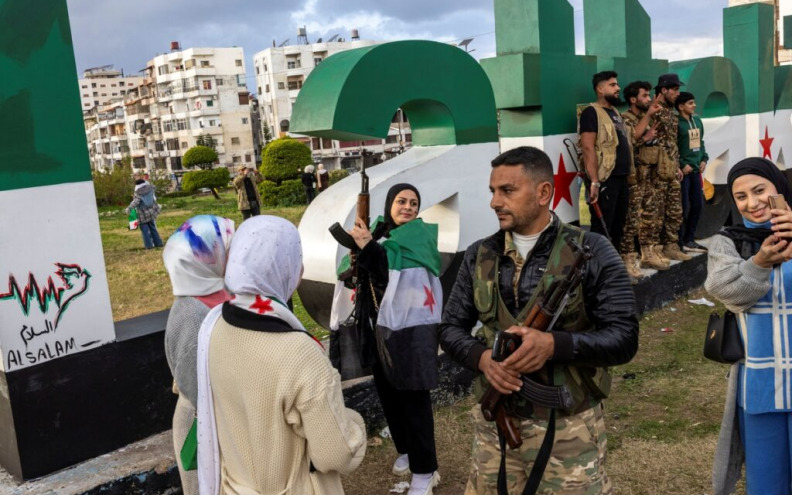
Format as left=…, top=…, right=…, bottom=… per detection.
left=335, top=183, right=443, bottom=495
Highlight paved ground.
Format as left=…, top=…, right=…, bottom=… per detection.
left=0, top=432, right=179, bottom=495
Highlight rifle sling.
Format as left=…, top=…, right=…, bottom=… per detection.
left=516, top=375, right=574, bottom=410
left=496, top=363, right=557, bottom=495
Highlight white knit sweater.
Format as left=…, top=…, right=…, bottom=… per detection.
left=209, top=317, right=366, bottom=494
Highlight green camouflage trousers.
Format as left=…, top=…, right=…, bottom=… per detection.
left=621, top=164, right=663, bottom=252
left=465, top=404, right=612, bottom=495
left=658, top=177, right=682, bottom=245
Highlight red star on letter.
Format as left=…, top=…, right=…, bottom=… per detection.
left=760, top=126, right=774, bottom=160
left=423, top=285, right=436, bottom=314
left=249, top=295, right=274, bottom=314
left=552, top=154, right=578, bottom=209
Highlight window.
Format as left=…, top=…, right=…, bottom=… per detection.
left=163, top=120, right=174, bottom=132
left=264, top=64, right=268, bottom=72
left=232, top=156, right=241, bottom=163
left=84, top=103, right=90, bottom=107
left=257, top=86, right=262, bottom=95
left=201, top=60, right=210, bottom=67
left=92, top=83, right=96, bottom=88
left=181, top=141, right=188, bottom=149
left=235, top=59, right=242, bottom=67
left=231, top=137, right=240, bottom=145
left=287, top=81, right=299, bottom=90
left=101, top=93, right=107, bottom=96
left=277, top=82, right=285, bottom=90
left=129, top=82, right=135, bottom=86
left=314, top=57, right=323, bottom=66
left=209, top=119, right=216, bottom=126
left=242, top=118, right=248, bottom=124
left=216, top=78, right=224, bottom=86
left=176, top=119, right=188, bottom=131
left=245, top=154, right=251, bottom=163
left=93, top=92, right=98, bottom=96
left=166, top=138, right=179, bottom=150
left=206, top=100, right=213, bottom=107
left=112, top=93, right=117, bottom=96
left=111, top=83, right=116, bottom=87
left=203, top=80, right=212, bottom=90
left=287, top=60, right=299, bottom=69
left=81, top=85, right=88, bottom=89
left=265, top=84, right=270, bottom=93
left=256, top=66, right=260, bottom=74
left=83, top=94, right=89, bottom=97
left=100, top=84, right=106, bottom=88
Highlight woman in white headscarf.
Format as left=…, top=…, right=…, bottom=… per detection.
left=196, top=215, right=366, bottom=495
left=163, top=214, right=235, bottom=495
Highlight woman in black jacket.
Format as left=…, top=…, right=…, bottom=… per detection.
left=302, top=165, right=316, bottom=203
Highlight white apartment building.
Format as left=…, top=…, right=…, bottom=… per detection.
left=253, top=31, right=411, bottom=170
left=78, top=66, right=143, bottom=111
left=84, top=45, right=255, bottom=175
left=729, top=0, right=792, bottom=64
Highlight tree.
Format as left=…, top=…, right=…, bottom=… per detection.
left=260, top=137, right=311, bottom=185
left=183, top=145, right=218, bottom=170
left=262, top=123, right=273, bottom=148
left=181, top=168, right=230, bottom=200
left=196, top=134, right=217, bottom=150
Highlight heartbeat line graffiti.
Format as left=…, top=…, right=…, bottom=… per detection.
left=0, top=263, right=91, bottom=328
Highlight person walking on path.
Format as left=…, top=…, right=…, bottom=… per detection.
left=439, top=146, right=638, bottom=494
left=196, top=215, right=366, bottom=495
left=125, top=178, right=163, bottom=249
left=330, top=183, right=443, bottom=495
left=232, top=166, right=263, bottom=220
left=302, top=165, right=317, bottom=203
left=316, top=163, right=330, bottom=192
left=676, top=91, right=709, bottom=253
left=162, top=215, right=235, bottom=495
left=705, top=157, right=792, bottom=495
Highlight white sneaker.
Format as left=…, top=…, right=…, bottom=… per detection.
left=392, top=453, right=410, bottom=476
left=407, top=471, right=440, bottom=495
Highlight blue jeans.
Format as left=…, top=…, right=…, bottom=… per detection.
left=679, top=172, right=703, bottom=244
left=140, top=221, right=163, bottom=249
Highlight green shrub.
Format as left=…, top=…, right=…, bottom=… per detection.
left=259, top=180, right=278, bottom=208
left=260, top=137, right=311, bottom=184
left=92, top=164, right=135, bottom=207
left=148, top=169, right=173, bottom=196
left=183, top=145, right=219, bottom=169
left=328, top=169, right=349, bottom=186
left=277, top=179, right=307, bottom=206
left=161, top=190, right=192, bottom=199
left=181, top=168, right=230, bottom=193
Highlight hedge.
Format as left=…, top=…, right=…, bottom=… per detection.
left=181, top=167, right=230, bottom=193
left=259, top=180, right=278, bottom=208
left=328, top=169, right=349, bottom=186
left=260, top=137, right=311, bottom=184
left=258, top=179, right=308, bottom=207
left=183, top=145, right=219, bottom=169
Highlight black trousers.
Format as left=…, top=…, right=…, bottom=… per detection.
left=241, top=202, right=260, bottom=220
left=371, top=361, right=438, bottom=474
left=589, top=174, right=629, bottom=250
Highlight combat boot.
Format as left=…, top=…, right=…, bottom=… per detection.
left=621, top=253, right=645, bottom=283
left=653, top=245, right=672, bottom=267
left=640, top=245, right=669, bottom=270
left=663, top=243, right=693, bottom=262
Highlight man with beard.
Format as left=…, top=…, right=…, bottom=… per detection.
left=579, top=71, right=634, bottom=254
left=439, top=146, right=638, bottom=494
left=620, top=81, right=669, bottom=274
left=652, top=73, right=692, bottom=263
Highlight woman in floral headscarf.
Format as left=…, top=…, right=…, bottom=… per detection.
left=163, top=215, right=235, bottom=495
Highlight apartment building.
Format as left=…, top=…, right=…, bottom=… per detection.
left=78, top=66, right=143, bottom=111
left=84, top=44, right=255, bottom=174
left=253, top=30, right=411, bottom=170
left=729, top=0, right=792, bottom=64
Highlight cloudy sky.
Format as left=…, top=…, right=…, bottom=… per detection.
left=66, top=0, right=729, bottom=90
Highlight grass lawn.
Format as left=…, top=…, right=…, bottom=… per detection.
left=99, top=193, right=741, bottom=494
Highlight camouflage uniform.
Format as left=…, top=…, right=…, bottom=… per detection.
left=655, top=101, right=682, bottom=246
left=620, top=110, right=662, bottom=248
left=466, top=232, right=613, bottom=495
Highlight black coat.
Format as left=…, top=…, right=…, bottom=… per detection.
left=439, top=214, right=639, bottom=372
left=301, top=172, right=315, bottom=189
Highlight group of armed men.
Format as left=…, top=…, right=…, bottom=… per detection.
left=578, top=71, right=709, bottom=282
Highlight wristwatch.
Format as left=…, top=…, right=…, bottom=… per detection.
left=591, top=182, right=601, bottom=188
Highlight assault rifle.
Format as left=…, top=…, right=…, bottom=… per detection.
left=479, top=238, right=591, bottom=449
left=563, top=138, right=610, bottom=240
left=328, top=163, right=370, bottom=253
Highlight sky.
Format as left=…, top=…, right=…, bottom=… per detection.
left=66, top=0, right=729, bottom=91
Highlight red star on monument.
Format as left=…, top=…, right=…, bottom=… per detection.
left=552, top=153, right=578, bottom=209
left=760, top=126, right=774, bottom=160
left=249, top=295, right=274, bottom=314
left=423, top=285, right=436, bottom=314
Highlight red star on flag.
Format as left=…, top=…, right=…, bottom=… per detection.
left=760, top=126, right=774, bottom=160
left=423, top=285, right=436, bottom=314
left=249, top=295, right=274, bottom=314
left=552, top=153, right=578, bottom=209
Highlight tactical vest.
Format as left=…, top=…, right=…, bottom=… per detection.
left=472, top=224, right=612, bottom=420
left=622, top=110, right=660, bottom=167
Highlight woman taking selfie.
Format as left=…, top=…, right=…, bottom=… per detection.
left=332, top=183, right=443, bottom=495
left=705, top=157, right=792, bottom=495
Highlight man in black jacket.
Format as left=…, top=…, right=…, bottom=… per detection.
left=439, top=146, right=638, bottom=494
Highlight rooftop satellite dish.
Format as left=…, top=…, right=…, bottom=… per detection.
left=279, top=39, right=290, bottom=47
left=327, top=33, right=340, bottom=42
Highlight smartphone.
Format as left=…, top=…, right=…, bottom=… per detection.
left=491, top=331, right=522, bottom=362
left=769, top=194, right=788, bottom=214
